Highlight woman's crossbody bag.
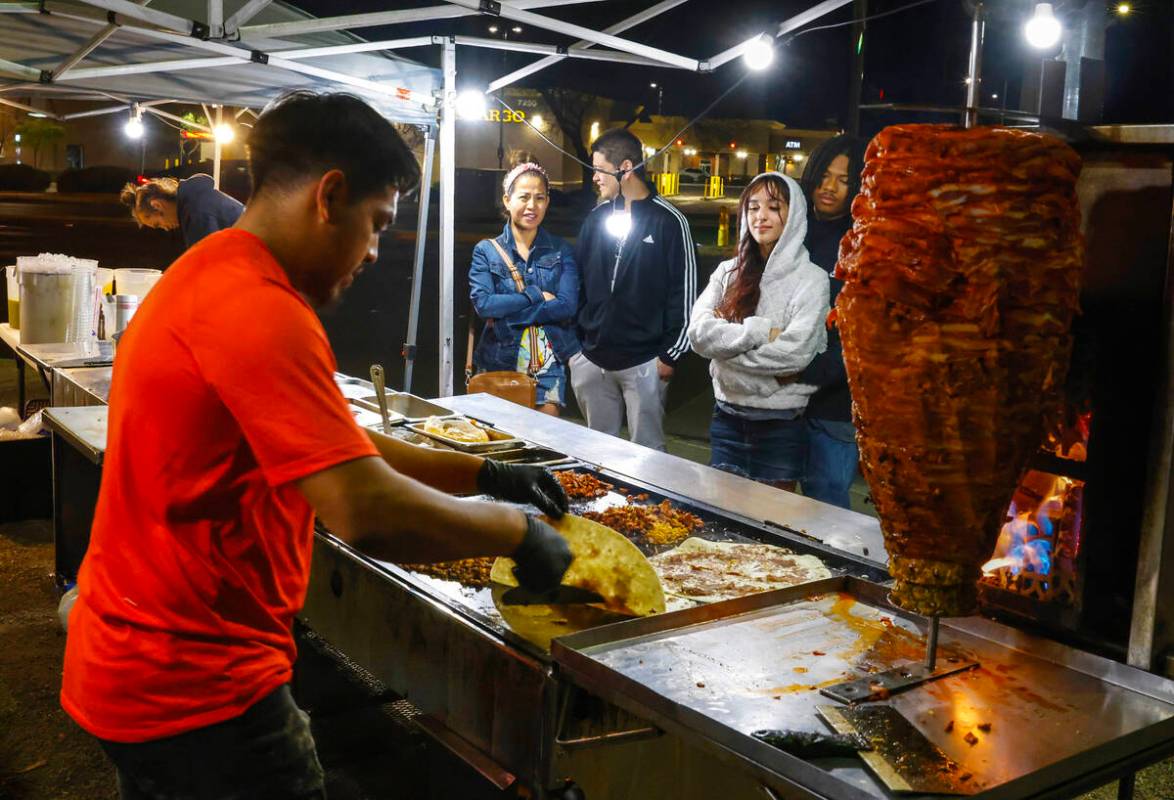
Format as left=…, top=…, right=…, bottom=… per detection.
left=466, top=238, right=541, bottom=408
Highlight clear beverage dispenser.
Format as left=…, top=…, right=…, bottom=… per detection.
left=17, top=254, right=100, bottom=345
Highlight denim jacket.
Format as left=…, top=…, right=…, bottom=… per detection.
left=469, top=223, right=581, bottom=371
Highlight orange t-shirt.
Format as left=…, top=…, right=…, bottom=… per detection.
left=61, top=229, right=378, bottom=743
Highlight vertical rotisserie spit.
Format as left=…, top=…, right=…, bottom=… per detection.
left=835, top=125, right=1084, bottom=616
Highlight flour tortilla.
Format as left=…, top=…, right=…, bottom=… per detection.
left=650, top=537, right=832, bottom=604
left=492, top=514, right=665, bottom=617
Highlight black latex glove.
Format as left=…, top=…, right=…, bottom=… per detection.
left=513, top=515, right=573, bottom=593
left=477, top=460, right=569, bottom=519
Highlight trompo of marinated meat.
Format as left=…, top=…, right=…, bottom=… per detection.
left=835, top=125, right=1083, bottom=615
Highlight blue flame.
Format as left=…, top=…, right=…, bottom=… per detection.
left=1007, top=538, right=1053, bottom=576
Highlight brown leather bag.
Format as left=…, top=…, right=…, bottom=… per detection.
left=466, top=239, right=540, bottom=408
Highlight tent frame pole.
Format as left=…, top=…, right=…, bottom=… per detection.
left=403, top=124, right=436, bottom=394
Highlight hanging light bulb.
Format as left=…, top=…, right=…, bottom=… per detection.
left=213, top=123, right=235, bottom=143
left=455, top=89, right=487, bottom=120
left=606, top=208, right=632, bottom=239
left=605, top=193, right=632, bottom=238
left=742, top=34, right=775, bottom=71
left=1024, top=3, right=1062, bottom=49
left=124, top=106, right=144, bottom=140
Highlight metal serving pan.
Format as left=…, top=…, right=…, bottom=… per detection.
left=407, top=418, right=525, bottom=453
left=484, top=446, right=580, bottom=467
left=350, top=391, right=455, bottom=424
left=552, top=575, right=1174, bottom=800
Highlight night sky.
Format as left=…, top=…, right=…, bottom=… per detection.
left=294, top=0, right=1172, bottom=131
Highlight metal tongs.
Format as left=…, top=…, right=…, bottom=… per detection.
left=369, top=364, right=392, bottom=434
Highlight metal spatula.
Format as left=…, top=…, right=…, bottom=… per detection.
left=501, top=584, right=606, bottom=607
left=818, top=705, right=981, bottom=795
left=369, top=364, right=392, bottom=434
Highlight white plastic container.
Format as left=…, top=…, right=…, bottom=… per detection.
left=19, top=263, right=77, bottom=344
left=4, top=265, right=18, bottom=330
left=114, top=268, right=162, bottom=300
left=17, top=254, right=99, bottom=344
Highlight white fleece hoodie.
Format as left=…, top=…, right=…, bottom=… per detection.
left=687, top=173, right=829, bottom=411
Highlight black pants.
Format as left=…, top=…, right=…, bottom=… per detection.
left=99, top=685, right=326, bottom=800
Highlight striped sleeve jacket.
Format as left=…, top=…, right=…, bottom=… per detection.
left=574, top=188, right=699, bottom=371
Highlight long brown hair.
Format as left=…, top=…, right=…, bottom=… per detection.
left=715, top=174, right=790, bottom=322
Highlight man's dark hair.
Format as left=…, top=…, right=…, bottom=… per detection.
left=248, top=91, right=420, bottom=201
left=800, top=133, right=867, bottom=207
left=591, top=128, right=644, bottom=174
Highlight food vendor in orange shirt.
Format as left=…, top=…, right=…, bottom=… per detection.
left=60, top=91, right=573, bottom=800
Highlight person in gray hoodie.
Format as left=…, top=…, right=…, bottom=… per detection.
left=687, top=172, right=829, bottom=490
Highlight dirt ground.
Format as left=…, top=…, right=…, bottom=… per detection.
left=0, top=519, right=118, bottom=800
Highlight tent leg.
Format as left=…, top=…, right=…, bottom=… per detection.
left=212, top=104, right=222, bottom=188
left=437, top=38, right=457, bottom=397
left=402, top=124, right=435, bottom=393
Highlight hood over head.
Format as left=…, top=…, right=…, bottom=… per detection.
left=738, top=172, right=812, bottom=284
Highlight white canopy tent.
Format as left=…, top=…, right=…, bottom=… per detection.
left=0, top=0, right=857, bottom=395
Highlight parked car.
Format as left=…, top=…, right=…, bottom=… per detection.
left=679, top=167, right=711, bottom=184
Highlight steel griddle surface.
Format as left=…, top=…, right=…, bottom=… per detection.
left=553, top=577, right=1174, bottom=798
left=372, top=470, right=889, bottom=656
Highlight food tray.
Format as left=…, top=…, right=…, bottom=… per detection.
left=484, top=446, right=579, bottom=467
left=552, top=576, right=1174, bottom=799
left=406, top=418, right=524, bottom=452
left=350, top=391, right=455, bottom=424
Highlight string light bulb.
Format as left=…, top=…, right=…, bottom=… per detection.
left=455, top=89, right=487, bottom=120
left=124, top=106, right=144, bottom=139
left=1115, top=1, right=1130, bottom=15
left=1024, top=3, right=1062, bottom=49
left=606, top=209, right=632, bottom=238
left=743, top=34, right=775, bottom=71
left=605, top=192, right=632, bottom=239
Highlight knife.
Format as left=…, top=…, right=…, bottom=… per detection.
left=501, top=584, right=606, bottom=606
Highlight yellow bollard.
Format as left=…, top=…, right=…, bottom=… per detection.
left=717, top=205, right=730, bottom=247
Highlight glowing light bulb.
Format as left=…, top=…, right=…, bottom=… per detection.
left=1024, top=3, right=1062, bottom=49
left=1115, top=2, right=1130, bottom=15
left=124, top=116, right=144, bottom=139
left=605, top=209, right=632, bottom=238
left=743, top=34, right=775, bottom=71
left=455, top=89, right=487, bottom=120
left=213, top=123, right=235, bottom=143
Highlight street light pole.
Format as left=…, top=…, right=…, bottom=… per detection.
left=497, top=26, right=507, bottom=169
left=963, top=1, right=985, bottom=128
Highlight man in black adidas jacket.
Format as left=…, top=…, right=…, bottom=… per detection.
left=570, top=128, right=697, bottom=451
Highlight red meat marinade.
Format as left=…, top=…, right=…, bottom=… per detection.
left=835, top=124, right=1084, bottom=616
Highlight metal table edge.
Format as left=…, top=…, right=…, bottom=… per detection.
left=42, top=406, right=105, bottom=465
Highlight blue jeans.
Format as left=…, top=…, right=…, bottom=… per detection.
left=802, top=418, right=859, bottom=509
left=709, top=407, right=806, bottom=483
left=98, top=685, right=325, bottom=800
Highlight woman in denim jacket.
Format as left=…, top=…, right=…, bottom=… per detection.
left=469, top=162, right=581, bottom=415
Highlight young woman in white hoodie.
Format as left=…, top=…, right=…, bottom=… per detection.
left=687, top=172, right=829, bottom=491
